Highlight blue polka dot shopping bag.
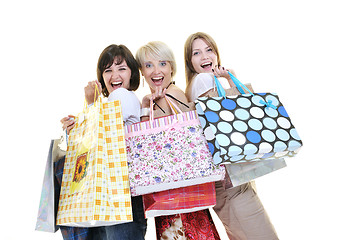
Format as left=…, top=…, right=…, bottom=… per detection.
left=196, top=73, right=302, bottom=165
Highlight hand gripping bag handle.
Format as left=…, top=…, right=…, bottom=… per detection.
left=213, top=72, right=254, bottom=97
left=149, top=95, right=184, bottom=128
left=214, top=72, right=277, bottom=109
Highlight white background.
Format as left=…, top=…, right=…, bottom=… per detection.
left=1, top=0, right=359, bottom=239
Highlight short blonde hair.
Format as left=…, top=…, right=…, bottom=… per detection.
left=136, top=41, right=177, bottom=77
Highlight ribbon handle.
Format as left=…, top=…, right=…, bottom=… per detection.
left=228, top=72, right=254, bottom=96
left=214, top=72, right=278, bottom=110
left=213, top=75, right=227, bottom=97
left=83, top=82, right=102, bottom=109
left=213, top=72, right=255, bottom=97
left=164, top=95, right=183, bottom=115
left=259, top=100, right=277, bottom=110
left=149, top=95, right=183, bottom=129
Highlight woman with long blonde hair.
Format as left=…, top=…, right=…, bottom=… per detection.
left=184, top=32, right=279, bottom=240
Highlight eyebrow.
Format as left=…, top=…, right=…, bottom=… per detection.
left=105, top=62, right=127, bottom=69
left=192, top=46, right=211, bottom=52
left=144, top=60, right=167, bottom=64
left=114, top=61, right=126, bottom=66
left=113, top=63, right=128, bottom=69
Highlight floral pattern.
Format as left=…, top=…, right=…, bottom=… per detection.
left=72, top=152, right=89, bottom=183
left=126, top=123, right=224, bottom=195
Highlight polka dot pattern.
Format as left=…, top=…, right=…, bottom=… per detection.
left=196, top=92, right=302, bottom=163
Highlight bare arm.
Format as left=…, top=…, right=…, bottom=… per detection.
left=141, top=84, right=190, bottom=119
left=213, top=66, right=236, bottom=88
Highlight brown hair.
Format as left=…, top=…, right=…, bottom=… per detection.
left=97, top=44, right=140, bottom=97
left=184, top=32, right=221, bottom=91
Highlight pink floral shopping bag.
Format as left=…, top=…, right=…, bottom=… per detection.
left=125, top=96, right=224, bottom=196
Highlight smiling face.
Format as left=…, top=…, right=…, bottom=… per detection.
left=141, top=55, right=172, bottom=91
left=102, top=59, right=131, bottom=94
left=191, top=38, right=219, bottom=74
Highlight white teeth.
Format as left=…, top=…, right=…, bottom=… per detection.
left=112, top=81, right=122, bottom=85
left=201, top=62, right=212, bottom=67
left=152, top=77, right=163, bottom=80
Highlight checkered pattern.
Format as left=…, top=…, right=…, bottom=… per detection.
left=142, top=182, right=216, bottom=218
left=57, top=99, right=132, bottom=226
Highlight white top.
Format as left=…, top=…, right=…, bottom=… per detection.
left=189, top=73, right=287, bottom=186
left=107, top=88, right=140, bottom=126
left=188, top=73, right=231, bottom=101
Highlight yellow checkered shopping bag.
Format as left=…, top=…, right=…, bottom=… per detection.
left=56, top=97, right=132, bottom=227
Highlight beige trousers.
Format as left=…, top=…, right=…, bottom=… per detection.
left=213, top=181, right=278, bottom=240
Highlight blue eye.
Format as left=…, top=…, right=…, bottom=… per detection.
left=145, top=63, right=152, bottom=68
left=160, top=61, right=167, bottom=66
left=207, top=48, right=213, bottom=52
left=193, top=51, right=199, bottom=56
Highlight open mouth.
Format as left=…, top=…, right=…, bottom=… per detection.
left=201, top=62, right=212, bottom=70
left=111, top=81, right=123, bottom=88
left=151, top=76, right=164, bottom=86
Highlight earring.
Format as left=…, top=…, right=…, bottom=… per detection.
left=142, top=76, right=145, bottom=87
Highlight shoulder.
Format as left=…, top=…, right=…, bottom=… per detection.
left=166, top=85, right=188, bottom=103
left=193, top=73, right=214, bottom=84
left=186, top=73, right=214, bottom=101
left=190, top=73, right=214, bottom=91
left=108, top=88, right=139, bottom=103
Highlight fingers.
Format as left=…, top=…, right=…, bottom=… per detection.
left=212, top=65, right=229, bottom=78
left=95, top=80, right=102, bottom=94
left=152, top=86, right=166, bottom=100
left=85, top=80, right=99, bottom=105
left=141, top=87, right=167, bottom=108
left=60, top=115, right=75, bottom=132
left=65, top=122, right=75, bottom=133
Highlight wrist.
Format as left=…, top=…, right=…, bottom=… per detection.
left=140, top=108, right=150, bottom=117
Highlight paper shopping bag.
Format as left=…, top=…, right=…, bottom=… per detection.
left=35, top=138, right=66, bottom=232
left=196, top=72, right=302, bottom=164
left=142, top=182, right=216, bottom=218
left=155, top=210, right=220, bottom=240
left=224, top=159, right=287, bottom=188
left=125, top=96, right=224, bottom=196
left=56, top=97, right=132, bottom=227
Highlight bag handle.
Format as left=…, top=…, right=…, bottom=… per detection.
left=83, top=83, right=102, bottom=109
left=214, top=73, right=277, bottom=109
left=149, top=95, right=184, bottom=127
left=165, top=96, right=182, bottom=114
left=165, top=93, right=190, bottom=109
left=213, top=72, right=254, bottom=97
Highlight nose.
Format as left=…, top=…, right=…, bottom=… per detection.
left=200, top=51, right=209, bottom=60
left=153, top=64, right=161, bottom=74
left=113, top=69, right=121, bottom=79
